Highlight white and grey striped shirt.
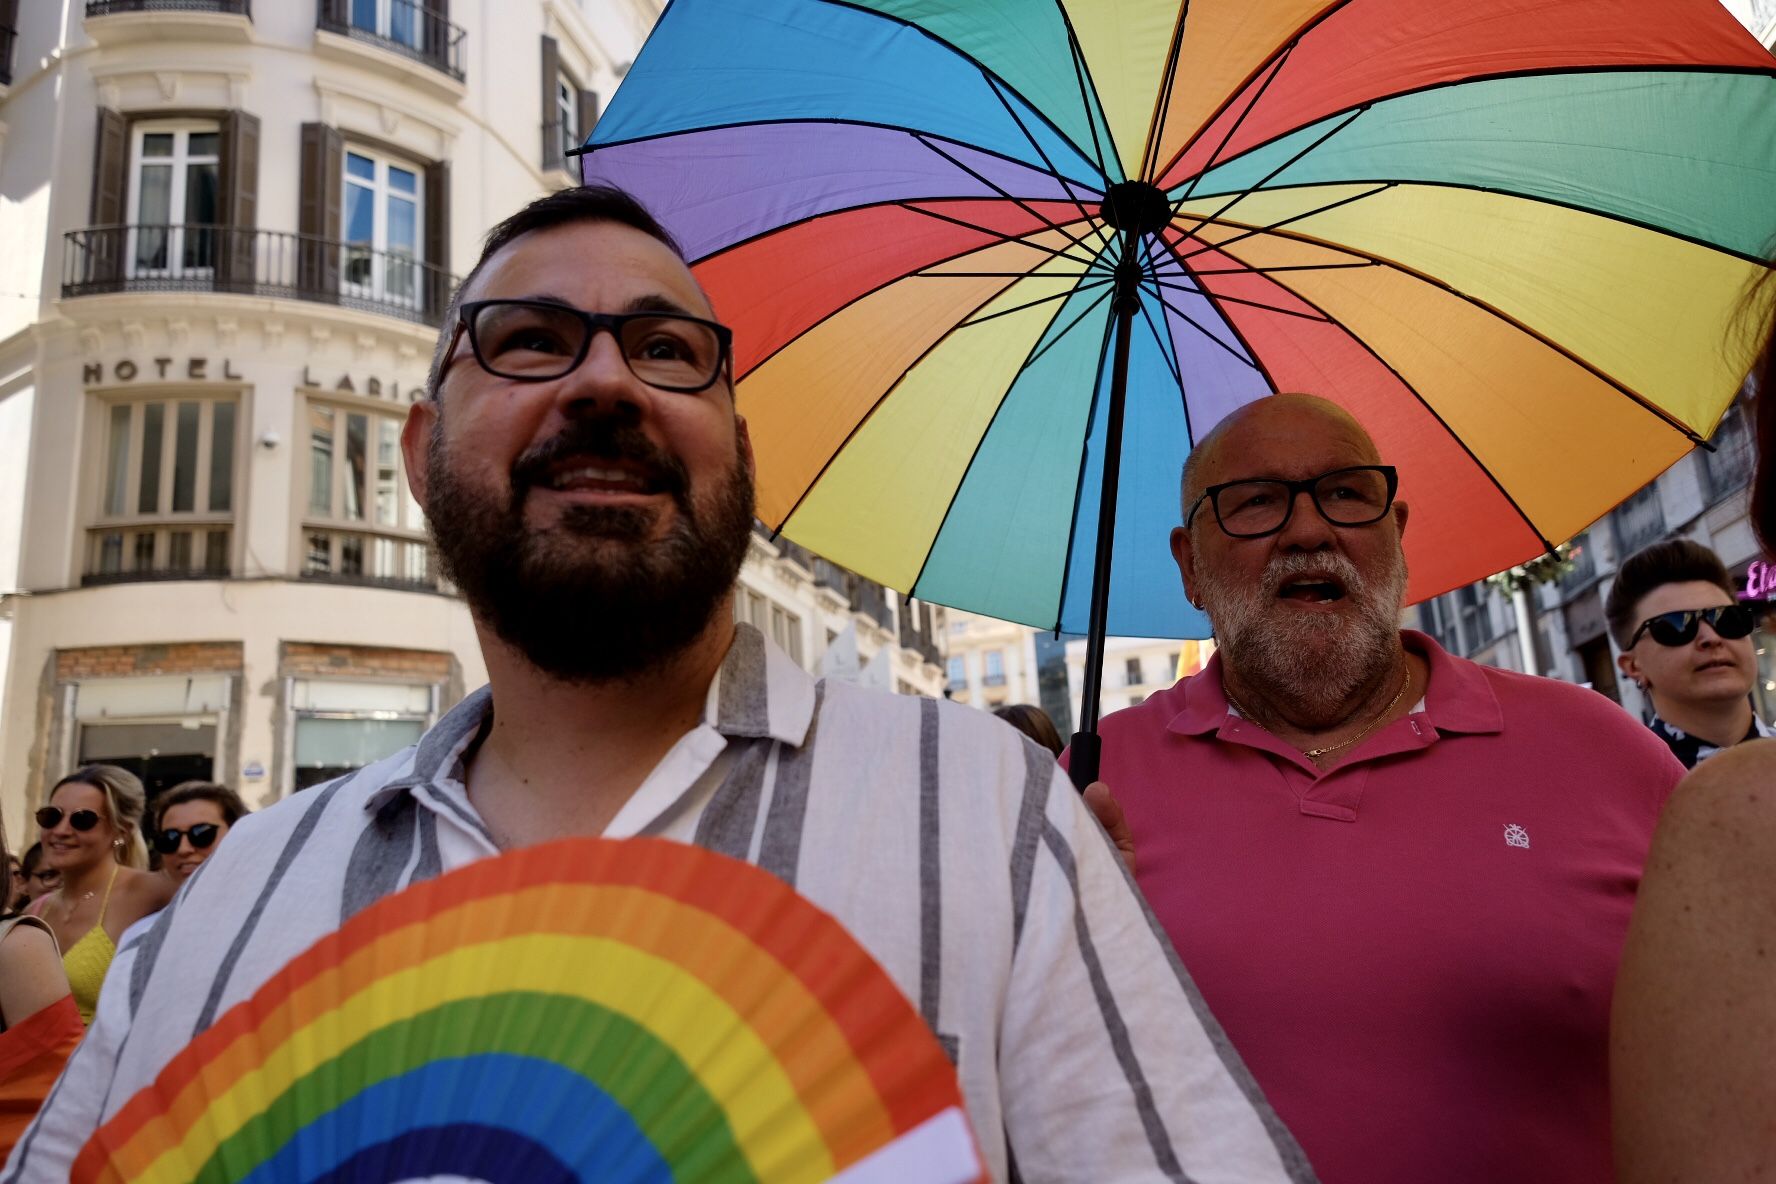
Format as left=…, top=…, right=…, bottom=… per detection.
left=7, top=625, right=1313, bottom=1183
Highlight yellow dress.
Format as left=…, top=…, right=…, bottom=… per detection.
left=60, top=865, right=118, bottom=1025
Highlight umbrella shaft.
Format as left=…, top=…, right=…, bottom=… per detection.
left=1069, top=230, right=1143, bottom=789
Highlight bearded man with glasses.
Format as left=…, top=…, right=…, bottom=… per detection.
left=1075, top=394, right=1683, bottom=1184
left=6, top=186, right=1312, bottom=1184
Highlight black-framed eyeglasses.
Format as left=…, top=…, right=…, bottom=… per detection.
left=35, top=806, right=101, bottom=832
left=154, top=823, right=221, bottom=855
left=443, top=299, right=734, bottom=393
left=1185, top=465, right=1399, bottom=539
left=1628, top=604, right=1756, bottom=648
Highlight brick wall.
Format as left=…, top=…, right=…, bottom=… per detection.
left=281, top=643, right=452, bottom=681
left=56, top=642, right=244, bottom=680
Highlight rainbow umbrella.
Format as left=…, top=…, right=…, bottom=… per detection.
left=584, top=0, right=1776, bottom=781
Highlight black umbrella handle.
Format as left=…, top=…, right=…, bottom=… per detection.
left=1068, top=731, right=1101, bottom=789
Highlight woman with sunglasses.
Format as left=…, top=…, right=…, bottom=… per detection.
left=25, top=765, right=173, bottom=1024
left=1604, top=539, right=1770, bottom=769
left=150, top=781, right=248, bottom=885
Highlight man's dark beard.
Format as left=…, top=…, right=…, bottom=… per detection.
left=425, top=414, right=755, bottom=684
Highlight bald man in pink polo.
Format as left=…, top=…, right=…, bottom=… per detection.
left=1076, top=396, right=1682, bottom=1184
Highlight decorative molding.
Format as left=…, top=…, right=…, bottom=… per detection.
left=79, top=328, right=104, bottom=356
left=216, top=318, right=238, bottom=348
left=122, top=321, right=146, bottom=350
left=167, top=319, right=190, bottom=349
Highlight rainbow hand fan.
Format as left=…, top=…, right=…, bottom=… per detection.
left=73, top=837, right=984, bottom=1184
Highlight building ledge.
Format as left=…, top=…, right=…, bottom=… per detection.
left=84, top=5, right=252, bottom=45
left=313, top=26, right=466, bottom=102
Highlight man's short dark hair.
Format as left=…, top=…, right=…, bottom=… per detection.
left=1605, top=538, right=1738, bottom=648
left=153, top=780, right=250, bottom=830
left=426, top=185, right=686, bottom=398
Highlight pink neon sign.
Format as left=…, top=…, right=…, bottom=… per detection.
left=1744, top=560, right=1776, bottom=601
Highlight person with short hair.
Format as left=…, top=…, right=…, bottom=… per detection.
left=991, top=703, right=1064, bottom=756
left=4, top=186, right=1311, bottom=1184
left=149, top=782, right=249, bottom=884
left=1077, top=393, right=1682, bottom=1184
left=16, top=845, right=56, bottom=908
left=1605, top=538, right=1771, bottom=768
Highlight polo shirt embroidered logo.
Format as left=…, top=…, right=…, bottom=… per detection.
left=1504, top=823, right=1531, bottom=849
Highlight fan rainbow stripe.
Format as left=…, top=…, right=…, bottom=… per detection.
left=73, top=839, right=981, bottom=1184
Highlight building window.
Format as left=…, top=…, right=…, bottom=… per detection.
left=1611, top=484, right=1667, bottom=558
left=87, top=397, right=237, bottom=582
left=1455, top=584, right=1495, bottom=648
left=1417, top=595, right=1461, bottom=652
left=291, top=677, right=432, bottom=791
left=1125, top=656, right=1143, bottom=686
left=343, top=148, right=423, bottom=310
left=1128, top=694, right=1145, bottom=708
left=983, top=650, right=1006, bottom=687
left=302, top=401, right=432, bottom=587
left=1704, top=402, right=1756, bottom=502
left=947, top=656, right=966, bottom=690
left=557, top=74, right=580, bottom=164
left=128, top=122, right=219, bottom=278
left=770, top=604, right=804, bottom=665
left=349, top=0, right=423, bottom=50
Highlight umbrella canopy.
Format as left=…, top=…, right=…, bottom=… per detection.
left=584, top=0, right=1776, bottom=712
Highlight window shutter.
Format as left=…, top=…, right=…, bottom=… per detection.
left=0, top=0, right=18, bottom=86
left=217, top=110, right=260, bottom=291
left=540, top=35, right=561, bottom=171
left=89, top=108, right=130, bottom=286
left=297, top=122, right=343, bottom=300
left=423, top=159, right=451, bottom=320
left=575, top=88, right=601, bottom=173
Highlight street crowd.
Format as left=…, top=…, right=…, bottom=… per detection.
left=1, top=184, right=1772, bottom=1182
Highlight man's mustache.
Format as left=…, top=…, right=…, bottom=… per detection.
left=509, top=418, right=690, bottom=503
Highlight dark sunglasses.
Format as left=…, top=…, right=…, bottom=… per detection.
left=445, top=299, right=734, bottom=393
left=154, top=823, right=221, bottom=855
left=1628, top=604, right=1756, bottom=648
left=36, top=806, right=101, bottom=831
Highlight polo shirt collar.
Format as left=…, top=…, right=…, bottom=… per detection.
left=364, top=622, right=815, bottom=817
left=1166, top=628, right=1503, bottom=738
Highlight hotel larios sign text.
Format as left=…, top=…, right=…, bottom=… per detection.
left=83, top=359, right=417, bottom=401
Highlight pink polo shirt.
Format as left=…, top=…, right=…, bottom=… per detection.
left=1080, top=631, right=1682, bottom=1184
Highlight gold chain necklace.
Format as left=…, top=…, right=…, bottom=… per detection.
left=1224, top=665, right=1412, bottom=760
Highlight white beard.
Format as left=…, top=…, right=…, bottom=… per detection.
left=1199, top=548, right=1408, bottom=725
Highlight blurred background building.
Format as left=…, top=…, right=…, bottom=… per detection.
left=0, top=0, right=942, bottom=843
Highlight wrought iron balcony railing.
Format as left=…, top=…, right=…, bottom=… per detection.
left=63, top=224, right=458, bottom=326
left=87, top=1, right=251, bottom=15
left=316, top=0, right=464, bottom=82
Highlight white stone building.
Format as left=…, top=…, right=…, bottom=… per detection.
left=942, top=609, right=1042, bottom=711
left=0, top=0, right=686, bottom=838
left=1066, top=635, right=1214, bottom=724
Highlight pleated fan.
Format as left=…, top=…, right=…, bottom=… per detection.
left=72, top=837, right=984, bottom=1184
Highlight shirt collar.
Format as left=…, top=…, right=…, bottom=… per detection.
left=1167, top=628, right=1503, bottom=738
left=364, top=622, right=815, bottom=816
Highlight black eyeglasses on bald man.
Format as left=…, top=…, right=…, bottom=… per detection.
left=1185, top=466, right=1399, bottom=540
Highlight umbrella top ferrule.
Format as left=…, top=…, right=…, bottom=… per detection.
left=1098, top=181, right=1172, bottom=237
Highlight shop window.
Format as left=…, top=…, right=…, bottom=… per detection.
left=86, top=397, right=237, bottom=582
left=290, top=678, right=432, bottom=791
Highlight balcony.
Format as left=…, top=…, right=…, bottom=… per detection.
left=85, top=0, right=252, bottom=43
left=316, top=0, right=465, bottom=87
left=302, top=527, right=442, bottom=593
left=84, top=525, right=232, bottom=586
left=63, top=224, right=458, bottom=327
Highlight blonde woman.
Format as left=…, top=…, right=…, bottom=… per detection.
left=26, top=766, right=173, bottom=1024
left=0, top=804, right=83, bottom=1160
